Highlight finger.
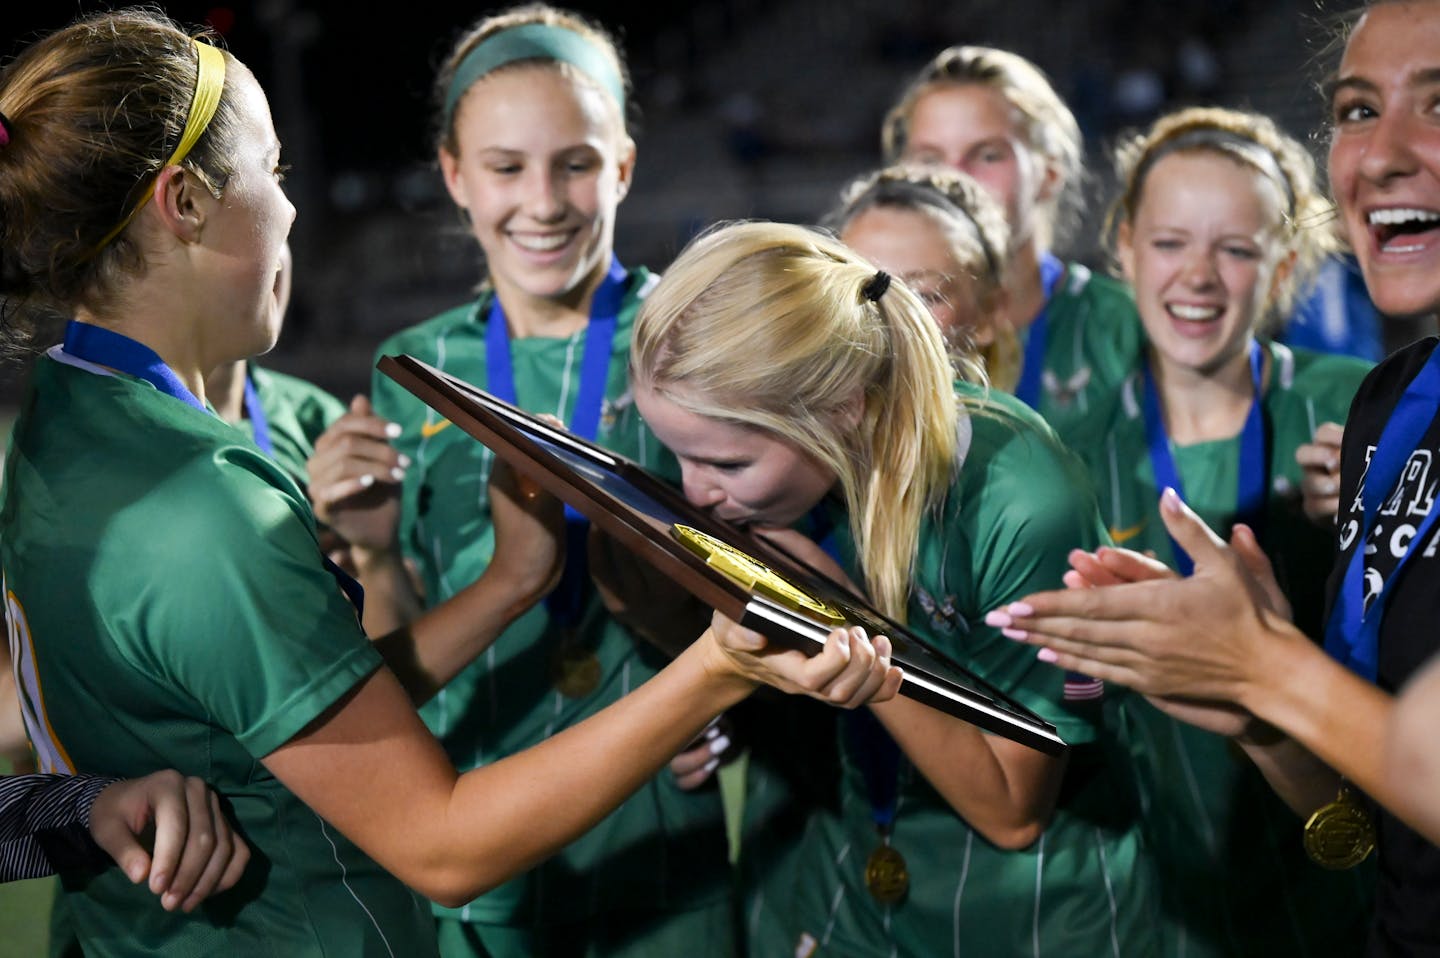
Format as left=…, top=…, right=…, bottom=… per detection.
left=674, top=758, right=721, bottom=790
left=1094, top=546, right=1177, bottom=583
left=144, top=778, right=188, bottom=898
left=180, top=792, right=238, bottom=911
left=1067, top=549, right=1127, bottom=588
left=1062, top=569, right=1092, bottom=590
left=816, top=627, right=880, bottom=705
left=161, top=778, right=217, bottom=911
left=802, top=627, right=856, bottom=692
left=215, top=830, right=250, bottom=895
left=711, top=610, right=767, bottom=653
left=310, top=474, right=387, bottom=510
left=835, top=632, right=898, bottom=708
left=89, top=787, right=153, bottom=886
left=1028, top=642, right=1155, bottom=692
left=1313, top=421, right=1345, bottom=446
left=1156, top=488, right=1228, bottom=564
left=1294, top=443, right=1340, bottom=472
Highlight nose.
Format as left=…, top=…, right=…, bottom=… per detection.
left=522, top=165, right=566, bottom=223
left=680, top=463, right=726, bottom=510
left=1358, top=108, right=1420, bottom=185
left=1181, top=247, right=1219, bottom=289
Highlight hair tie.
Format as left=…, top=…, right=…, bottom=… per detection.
left=89, top=39, right=226, bottom=256
left=862, top=270, right=892, bottom=302
left=0, top=110, right=12, bottom=147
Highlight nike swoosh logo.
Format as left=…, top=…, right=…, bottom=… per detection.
left=1108, top=521, right=1147, bottom=545
left=420, top=419, right=451, bottom=438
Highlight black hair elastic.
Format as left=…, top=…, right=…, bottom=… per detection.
left=862, top=270, right=892, bottom=302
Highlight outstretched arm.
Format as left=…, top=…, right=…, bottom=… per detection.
left=991, top=489, right=1390, bottom=820
left=264, top=613, right=902, bottom=907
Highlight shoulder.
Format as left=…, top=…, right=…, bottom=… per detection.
left=375, top=299, right=485, bottom=361
left=953, top=385, right=1097, bottom=523
left=1054, top=262, right=1136, bottom=310
left=1274, top=340, right=1374, bottom=393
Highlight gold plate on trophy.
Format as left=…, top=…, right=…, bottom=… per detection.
left=672, top=525, right=846, bottom=625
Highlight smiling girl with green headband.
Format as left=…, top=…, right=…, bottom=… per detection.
left=0, top=9, right=901, bottom=956
left=304, top=5, right=740, bottom=956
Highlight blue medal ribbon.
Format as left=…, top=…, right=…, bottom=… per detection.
left=1141, top=340, right=1268, bottom=576
left=1013, top=253, right=1066, bottom=410
left=242, top=368, right=274, bottom=455
left=485, top=258, right=627, bottom=626
left=1324, top=348, right=1440, bottom=682
left=62, top=321, right=208, bottom=413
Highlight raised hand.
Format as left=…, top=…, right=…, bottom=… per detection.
left=306, top=395, right=405, bottom=554
left=1296, top=421, right=1345, bottom=527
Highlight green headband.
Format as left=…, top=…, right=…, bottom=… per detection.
left=444, top=23, right=625, bottom=128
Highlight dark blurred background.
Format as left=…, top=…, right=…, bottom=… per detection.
left=1, top=0, right=1353, bottom=400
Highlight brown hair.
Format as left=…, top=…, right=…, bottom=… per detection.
left=826, top=164, right=1019, bottom=389
left=881, top=46, right=1083, bottom=250
left=433, top=3, right=632, bottom=157
left=0, top=9, right=242, bottom=355
left=1106, top=106, right=1336, bottom=322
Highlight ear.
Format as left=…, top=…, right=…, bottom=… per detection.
left=1035, top=155, right=1064, bottom=206
left=438, top=147, right=468, bottom=212
left=613, top=135, right=637, bottom=204
left=977, top=285, right=1012, bottom=347
left=1270, top=248, right=1297, bottom=299
left=835, top=388, right=866, bottom=432
left=1116, top=220, right=1137, bottom=283
left=150, top=166, right=209, bottom=244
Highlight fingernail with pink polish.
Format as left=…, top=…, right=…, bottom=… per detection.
left=1036, top=648, right=1059, bottom=663
left=1002, top=627, right=1028, bottom=641
left=985, top=610, right=1012, bottom=628
left=1007, top=602, right=1034, bottom=617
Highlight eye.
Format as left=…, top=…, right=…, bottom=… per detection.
left=1150, top=237, right=1184, bottom=251
left=1332, top=97, right=1377, bottom=125
left=1222, top=245, right=1261, bottom=261
left=489, top=162, right=522, bottom=175
left=273, top=163, right=292, bottom=182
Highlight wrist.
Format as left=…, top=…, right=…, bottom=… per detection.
left=350, top=543, right=403, bottom=576
left=691, top=628, right=762, bottom=701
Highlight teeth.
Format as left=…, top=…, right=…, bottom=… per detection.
left=1368, top=208, right=1440, bottom=226
left=1168, top=304, right=1221, bottom=321
left=511, top=232, right=571, bottom=252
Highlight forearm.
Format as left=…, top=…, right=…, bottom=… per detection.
left=370, top=560, right=538, bottom=705
left=1240, top=633, right=1392, bottom=812
left=870, top=696, right=1064, bottom=849
left=269, top=634, right=753, bottom=907
left=353, top=547, right=424, bottom=639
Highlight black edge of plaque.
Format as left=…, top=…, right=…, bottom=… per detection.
left=378, top=353, right=1066, bottom=755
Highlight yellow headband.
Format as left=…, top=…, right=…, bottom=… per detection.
left=92, top=40, right=227, bottom=254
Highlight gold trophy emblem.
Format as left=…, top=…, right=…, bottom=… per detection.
left=671, top=525, right=845, bottom=625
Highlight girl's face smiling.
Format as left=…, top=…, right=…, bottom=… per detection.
left=1118, top=150, right=1289, bottom=377
left=440, top=66, right=634, bottom=311
left=840, top=205, right=993, bottom=349
left=634, top=380, right=838, bottom=529
left=1328, top=1, right=1440, bottom=318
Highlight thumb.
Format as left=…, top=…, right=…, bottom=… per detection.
left=1157, top=487, right=1228, bottom=567
left=91, top=819, right=152, bottom=885
left=349, top=394, right=373, bottom=416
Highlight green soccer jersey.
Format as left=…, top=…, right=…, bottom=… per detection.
left=1, top=352, right=434, bottom=957
left=786, top=389, right=1158, bottom=958
left=370, top=270, right=731, bottom=931
left=239, top=363, right=347, bottom=488
left=1069, top=340, right=1374, bottom=957
left=1026, top=262, right=1145, bottom=444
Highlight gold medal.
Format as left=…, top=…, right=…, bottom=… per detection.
left=864, top=843, right=909, bottom=904
left=671, top=525, right=846, bottom=625
left=1303, top=785, right=1376, bottom=870
left=550, top=639, right=601, bottom=698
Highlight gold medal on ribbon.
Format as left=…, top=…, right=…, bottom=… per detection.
left=864, top=842, right=909, bottom=905
left=671, top=525, right=846, bottom=625
left=550, top=638, right=601, bottom=699
left=1303, top=785, right=1376, bottom=870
